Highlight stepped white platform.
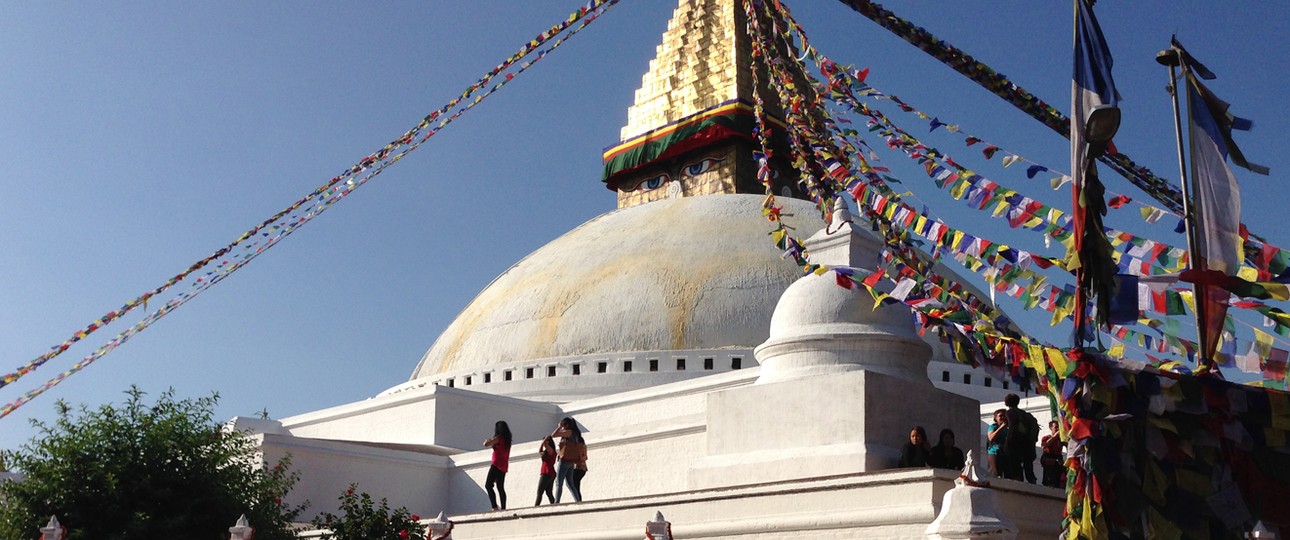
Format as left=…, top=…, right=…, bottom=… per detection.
left=297, top=469, right=1063, bottom=539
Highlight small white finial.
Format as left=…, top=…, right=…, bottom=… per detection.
left=646, top=510, right=673, bottom=540
left=829, top=197, right=852, bottom=231
left=228, top=513, right=254, bottom=540
left=958, top=450, right=989, bottom=487
left=40, top=516, right=65, bottom=540
left=427, top=511, right=454, bottom=540
left=1249, top=521, right=1279, bottom=539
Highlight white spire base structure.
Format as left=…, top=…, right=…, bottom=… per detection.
left=689, top=202, right=979, bottom=485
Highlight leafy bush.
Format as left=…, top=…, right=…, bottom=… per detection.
left=0, top=387, right=305, bottom=540
left=312, top=484, right=427, bottom=540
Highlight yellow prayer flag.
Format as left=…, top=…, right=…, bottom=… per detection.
left=1271, top=393, right=1290, bottom=431
left=1079, top=494, right=1097, bottom=539
left=1174, top=468, right=1212, bottom=497
left=1144, top=460, right=1169, bottom=505
left=1148, top=416, right=1180, bottom=434
left=1149, top=507, right=1184, bottom=540
left=866, top=285, right=889, bottom=309
left=949, top=180, right=969, bottom=200
left=1025, top=344, right=1047, bottom=372
left=1267, top=283, right=1290, bottom=301
left=1256, top=329, right=1275, bottom=357
left=1045, top=347, right=1071, bottom=376
left=1050, top=306, right=1067, bottom=327
left=1265, top=426, right=1287, bottom=447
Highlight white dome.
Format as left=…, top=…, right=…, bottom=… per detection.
left=767, top=271, right=924, bottom=340
left=410, top=194, right=826, bottom=380
left=755, top=269, right=933, bottom=384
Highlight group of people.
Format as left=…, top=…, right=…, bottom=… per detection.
left=482, top=417, right=589, bottom=511
left=900, top=393, right=1067, bottom=489
left=986, top=394, right=1066, bottom=487
left=898, top=426, right=966, bottom=470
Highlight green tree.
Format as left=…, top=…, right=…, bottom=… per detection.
left=0, top=387, right=306, bottom=540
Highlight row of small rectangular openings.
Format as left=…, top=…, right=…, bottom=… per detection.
left=940, top=370, right=1009, bottom=390
left=445, top=357, right=744, bottom=387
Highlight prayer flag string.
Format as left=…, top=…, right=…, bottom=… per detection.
left=832, top=0, right=1290, bottom=282
left=0, top=0, right=620, bottom=416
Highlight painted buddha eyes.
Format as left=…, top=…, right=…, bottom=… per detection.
left=624, top=156, right=726, bottom=193
left=681, top=157, right=723, bottom=178
left=642, top=173, right=668, bottom=191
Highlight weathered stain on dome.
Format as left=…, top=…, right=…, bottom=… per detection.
left=411, top=194, right=825, bottom=380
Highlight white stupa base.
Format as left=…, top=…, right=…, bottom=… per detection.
left=688, top=369, right=980, bottom=490
left=755, top=329, right=934, bottom=384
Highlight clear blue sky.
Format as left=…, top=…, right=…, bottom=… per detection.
left=2, top=1, right=1286, bottom=452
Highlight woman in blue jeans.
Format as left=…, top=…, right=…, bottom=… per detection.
left=551, top=417, right=585, bottom=503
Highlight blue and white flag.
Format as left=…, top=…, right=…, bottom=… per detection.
left=1069, top=0, right=1120, bottom=335
left=1070, top=0, right=1119, bottom=195
left=1187, top=76, right=1245, bottom=275
left=1176, top=37, right=1268, bottom=363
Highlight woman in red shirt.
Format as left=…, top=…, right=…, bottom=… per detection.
left=1040, top=420, right=1066, bottom=488
left=535, top=436, right=557, bottom=506
left=483, top=421, right=512, bottom=510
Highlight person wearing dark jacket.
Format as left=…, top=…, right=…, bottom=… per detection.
left=928, top=428, right=966, bottom=471
left=1003, top=393, right=1038, bottom=483
left=898, top=426, right=931, bottom=467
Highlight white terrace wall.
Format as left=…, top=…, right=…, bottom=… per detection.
left=256, top=433, right=453, bottom=519
left=255, top=366, right=1037, bottom=522
left=276, top=385, right=562, bottom=450
left=443, top=372, right=736, bottom=514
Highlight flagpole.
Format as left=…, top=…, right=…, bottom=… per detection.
left=1156, top=47, right=1213, bottom=371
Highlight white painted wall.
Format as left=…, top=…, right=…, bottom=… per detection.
left=387, top=349, right=755, bottom=404
left=277, top=385, right=561, bottom=450
left=256, top=434, right=453, bottom=518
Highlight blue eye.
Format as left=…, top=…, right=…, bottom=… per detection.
left=641, top=174, right=667, bottom=191
left=681, top=157, right=724, bottom=177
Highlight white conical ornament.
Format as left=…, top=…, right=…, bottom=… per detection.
left=925, top=451, right=1017, bottom=539
left=228, top=514, right=254, bottom=540
left=40, top=516, right=65, bottom=540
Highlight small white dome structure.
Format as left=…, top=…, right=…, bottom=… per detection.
left=756, top=200, right=932, bottom=383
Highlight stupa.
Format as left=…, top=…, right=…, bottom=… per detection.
left=237, top=1, right=1063, bottom=537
